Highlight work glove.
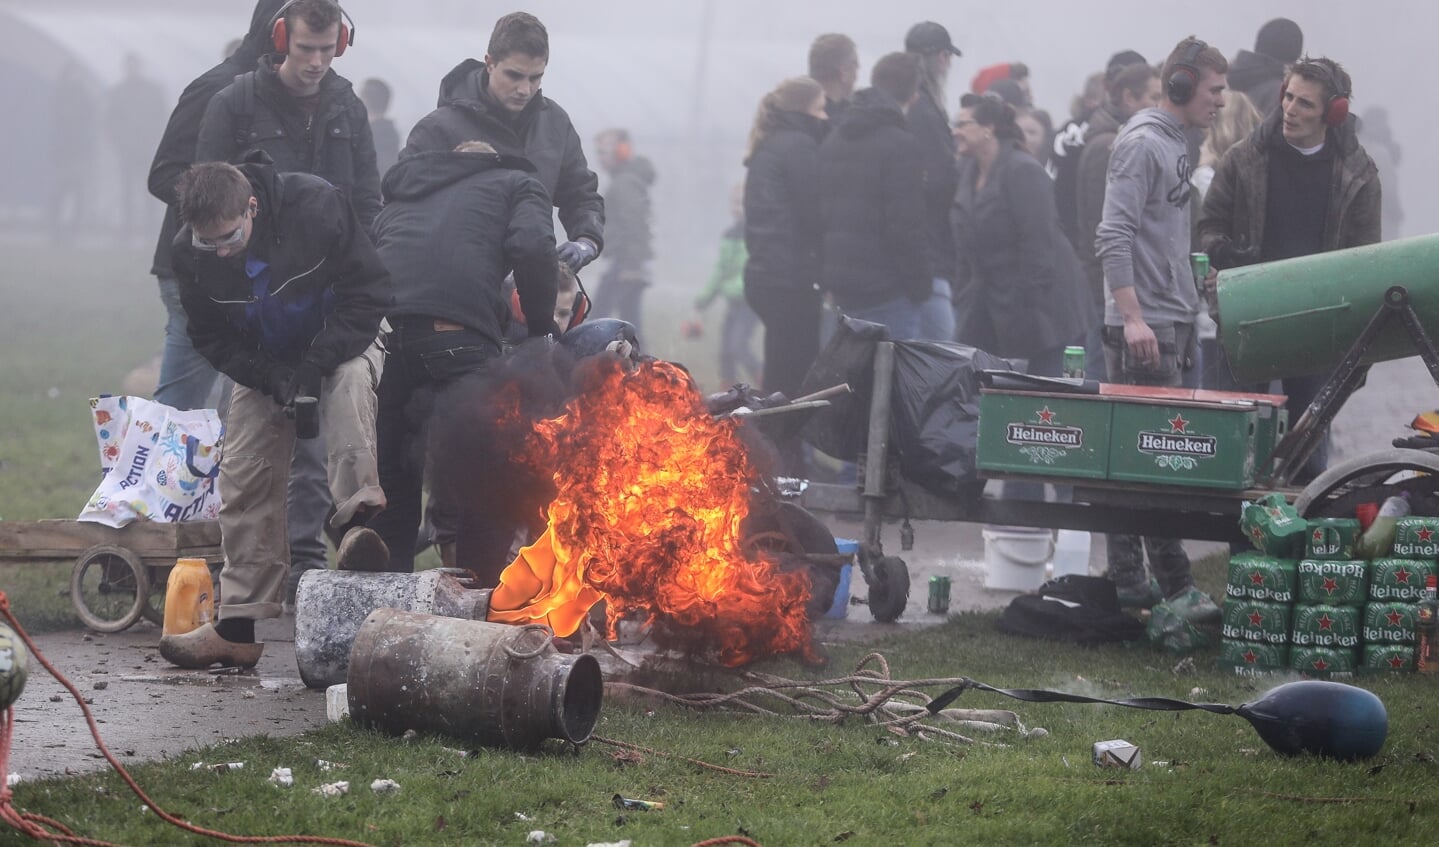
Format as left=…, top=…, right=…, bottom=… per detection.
left=286, top=362, right=324, bottom=407
left=263, top=364, right=295, bottom=407
left=1207, top=235, right=1262, bottom=271
left=556, top=239, right=599, bottom=271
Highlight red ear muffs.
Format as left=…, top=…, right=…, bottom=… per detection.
left=509, top=287, right=526, bottom=324
left=1281, top=65, right=1351, bottom=129
left=568, top=288, right=591, bottom=331
left=271, top=15, right=351, bottom=56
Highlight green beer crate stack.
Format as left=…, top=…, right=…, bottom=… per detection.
left=1220, top=494, right=1303, bottom=675
left=1219, top=494, right=1438, bottom=677
left=1362, top=517, right=1439, bottom=674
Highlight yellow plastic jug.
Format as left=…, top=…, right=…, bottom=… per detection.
left=162, top=558, right=215, bottom=636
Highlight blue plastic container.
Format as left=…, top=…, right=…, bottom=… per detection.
left=826, top=539, right=859, bottom=619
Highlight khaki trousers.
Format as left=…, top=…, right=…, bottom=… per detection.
left=216, top=339, right=385, bottom=621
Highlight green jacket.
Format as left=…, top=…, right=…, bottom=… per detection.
left=695, top=225, right=747, bottom=309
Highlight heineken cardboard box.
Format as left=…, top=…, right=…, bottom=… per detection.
left=1391, top=517, right=1439, bottom=558
left=1363, top=602, right=1419, bottom=644
left=977, top=390, right=1112, bottom=480
left=1305, top=518, right=1361, bottom=560
left=1221, top=599, right=1291, bottom=645
left=1289, top=646, right=1357, bottom=678
left=1225, top=552, right=1297, bottom=603
left=1296, top=559, right=1368, bottom=606
left=1105, top=391, right=1259, bottom=489
left=1360, top=643, right=1416, bottom=674
left=1218, top=638, right=1288, bottom=675
left=1239, top=494, right=1308, bottom=558
left=1369, top=559, right=1436, bottom=602
left=1290, top=604, right=1361, bottom=648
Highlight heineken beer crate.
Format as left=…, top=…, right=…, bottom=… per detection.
left=1368, top=559, right=1436, bottom=602
left=977, top=390, right=1112, bottom=479
left=1360, top=643, right=1416, bottom=675
left=1305, top=518, right=1361, bottom=560
left=1391, top=517, right=1439, bottom=558
left=1218, top=638, right=1288, bottom=675
left=1297, top=559, right=1368, bottom=607
left=1289, top=646, right=1357, bottom=678
left=1106, top=393, right=1258, bottom=489
left=1221, top=599, right=1291, bottom=645
left=1239, top=493, right=1308, bottom=558
left=1363, top=602, right=1419, bottom=644
left=1290, top=604, right=1361, bottom=649
left=1225, top=552, right=1297, bottom=603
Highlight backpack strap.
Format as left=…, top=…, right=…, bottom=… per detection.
left=231, top=72, right=256, bottom=150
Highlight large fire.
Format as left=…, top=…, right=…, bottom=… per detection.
left=487, top=356, right=814, bottom=666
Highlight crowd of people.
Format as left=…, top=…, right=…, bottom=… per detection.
left=139, top=2, right=1389, bottom=667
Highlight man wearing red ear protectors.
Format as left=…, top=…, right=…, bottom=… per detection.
left=1198, top=56, right=1381, bottom=482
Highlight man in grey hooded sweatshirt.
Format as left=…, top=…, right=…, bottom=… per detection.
left=1095, top=36, right=1228, bottom=623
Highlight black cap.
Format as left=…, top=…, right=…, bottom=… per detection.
left=905, top=21, right=961, bottom=57
left=1255, top=17, right=1303, bottom=64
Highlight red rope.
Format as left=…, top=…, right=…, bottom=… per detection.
left=0, top=591, right=376, bottom=846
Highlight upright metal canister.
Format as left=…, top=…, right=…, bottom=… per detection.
left=347, top=608, right=603, bottom=750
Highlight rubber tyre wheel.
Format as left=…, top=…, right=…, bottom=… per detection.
left=71, top=544, right=149, bottom=633
left=740, top=501, right=842, bottom=619
left=868, top=556, right=910, bottom=623
left=1295, top=448, right=1439, bottom=519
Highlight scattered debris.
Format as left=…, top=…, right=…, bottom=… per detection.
left=313, top=781, right=350, bottom=797
left=192, top=762, right=245, bottom=774
left=6, top=773, right=20, bottom=787
left=371, top=779, right=401, bottom=794
left=612, top=795, right=664, bottom=812
left=48, top=695, right=62, bottom=702
left=1026, top=728, right=1050, bottom=739
left=268, top=767, right=294, bottom=787
left=584, top=841, right=632, bottom=847
left=1172, top=657, right=1197, bottom=675
left=526, top=832, right=556, bottom=844
left=515, top=812, right=534, bottom=822
left=315, top=759, right=346, bottom=771
left=241, top=690, right=256, bottom=699
left=92, top=681, right=108, bottom=690
left=326, top=683, right=350, bottom=722
left=400, top=729, right=420, bottom=743
left=1189, top=687, right=1208, bottom=698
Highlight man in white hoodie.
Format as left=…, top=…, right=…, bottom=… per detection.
left=1095, top=36, right=1227, bottom=622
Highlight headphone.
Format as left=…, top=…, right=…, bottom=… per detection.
left=1283, top=59, right=1351, bottom=128
left=1165, top=39, right=1207, bottom=105
left=509, top=272, right=592, bottom=333
left=270, top=0, right=356, bottom=57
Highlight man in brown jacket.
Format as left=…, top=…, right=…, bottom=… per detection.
left=1198, top=56, right=1380, bottom=482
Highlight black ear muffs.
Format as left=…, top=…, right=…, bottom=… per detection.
left=1165, top=39, right=1207, bottom=106
left=270, top=0, right=355, bottom=57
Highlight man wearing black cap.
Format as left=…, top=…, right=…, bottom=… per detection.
left=1228, top=17, right=1303, bottom=118
left=903, top=21, right=962, bottom=341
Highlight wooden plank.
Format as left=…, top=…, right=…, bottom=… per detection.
left=0, top=519, right=221, bottom=560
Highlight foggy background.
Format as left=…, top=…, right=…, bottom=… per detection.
left=0, top=0, right=1429, bottom=295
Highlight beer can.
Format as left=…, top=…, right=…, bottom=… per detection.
left=1062, top=346, right=1086, bottom=379
left=1190, top=252, right=1210, bottom=285
left=928, top=575, right=951, bottom=614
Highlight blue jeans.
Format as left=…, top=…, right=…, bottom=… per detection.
left=154, top=276, right=227, bottom=411
left=917, top=279, right=956, bottom=342
left=842, top=295, right=923, bottom=341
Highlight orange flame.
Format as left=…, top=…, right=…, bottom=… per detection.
left=488, top=357, right=813, bottom=666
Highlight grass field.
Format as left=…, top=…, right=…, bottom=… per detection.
left=4, top=244, right=1437, bottom=846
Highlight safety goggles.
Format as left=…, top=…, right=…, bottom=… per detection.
left=191, top=215, right=249, bottom=252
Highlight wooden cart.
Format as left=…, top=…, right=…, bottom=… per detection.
left=0, top=519, right=222, bottom=632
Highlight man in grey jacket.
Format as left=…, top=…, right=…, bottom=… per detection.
left=1095, top=37, right=1228, bottom=622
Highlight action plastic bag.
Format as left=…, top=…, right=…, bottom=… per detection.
left=79, top=395, right=224, bottom=528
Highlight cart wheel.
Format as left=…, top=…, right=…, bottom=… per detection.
left=868, top=556, right=910, bottom=623
left=741, top=500, right=842, bottom=619
left=1295, top=448, right=1439, bottom=518
left=71, top=545, right=149, bottom=633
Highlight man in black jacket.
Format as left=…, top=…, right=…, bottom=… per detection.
left=591, top=129, right=655, bottom=337
left=159, top=160, right=390, bottom=669
left=148, top=0, right=287, bottom=412
left=368, top=141, right=559, bottom=577
left=904, top=21, right=962, bottom=341
left=818, top=53, right=929, bottom=340
left=195, top=0, right=381, bottom=606
left=401, top=12, right=605, bottom=274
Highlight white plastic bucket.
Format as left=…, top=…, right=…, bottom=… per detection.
left=1051, top=530, right=1092, bottom=579
left=982, top=526, right=1054, bottom=592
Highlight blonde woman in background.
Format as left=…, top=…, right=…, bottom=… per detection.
left=1193, top=89, right=1262, bottom=390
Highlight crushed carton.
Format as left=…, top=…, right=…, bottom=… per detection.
left=1092, top=739, right=1141, bottom=769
